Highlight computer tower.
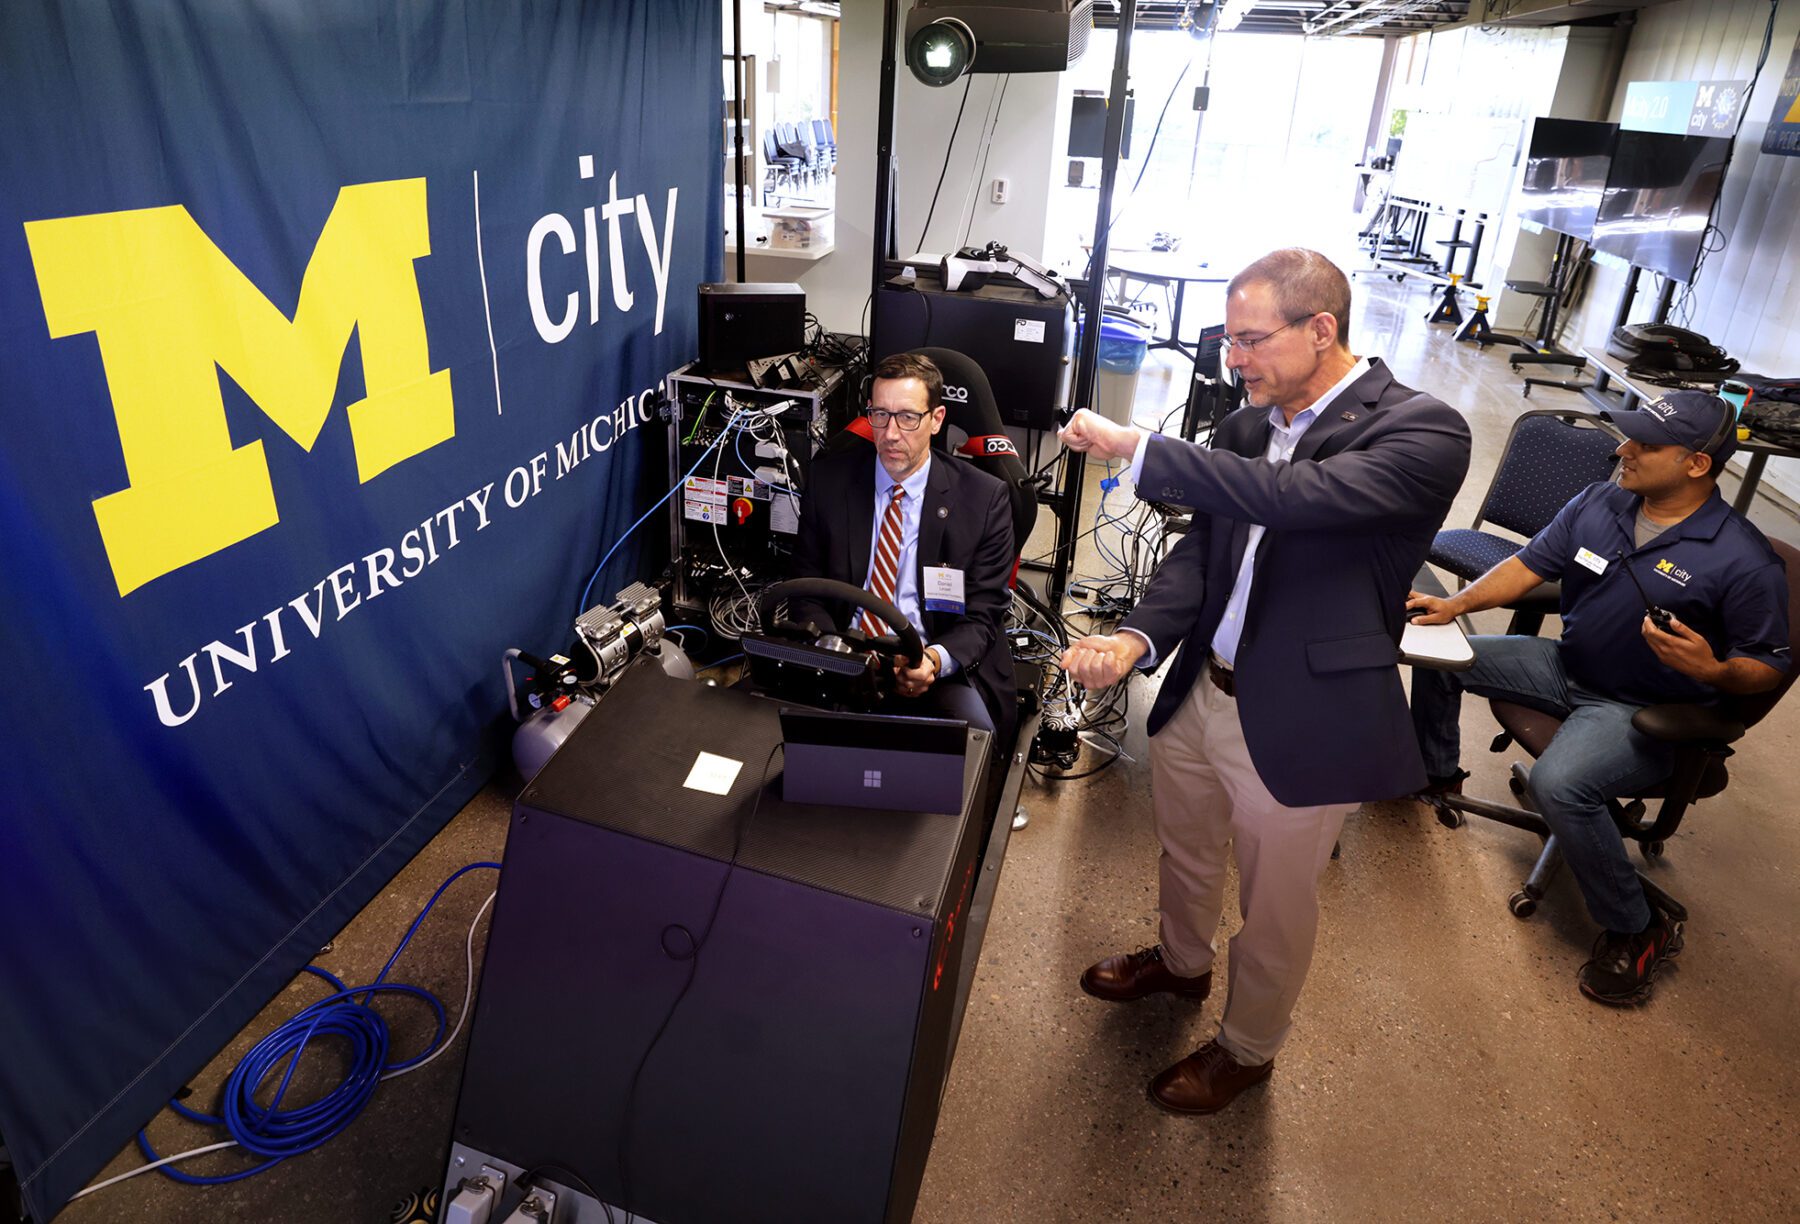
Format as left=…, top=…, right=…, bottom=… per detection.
left=871, top=269, right=1072, bottom=430
left=442, top=662, right=992, bottom=1223
left=697, top=282, right=806, bottom=374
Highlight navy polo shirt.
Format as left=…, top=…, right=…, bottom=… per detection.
left=1515, top=483, right=1790, bottom=706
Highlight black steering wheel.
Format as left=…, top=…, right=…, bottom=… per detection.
left=757, top=578, right=925, bottom=665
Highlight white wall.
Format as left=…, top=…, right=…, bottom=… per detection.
left=1559, top=0, right=1800, bottom=504
left=740, top=0, right=1069, bottom=333
left=1484, top=24, right=1629, bottom=330
left=1387, top=23, right=1575, bottom=300
left=895, top=70, right=1064, bottom=260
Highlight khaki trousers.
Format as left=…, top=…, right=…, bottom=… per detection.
left=1150, top=667, right=1354, bottom=1065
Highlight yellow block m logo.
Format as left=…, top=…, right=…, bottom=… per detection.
left=25, top=178, right=455, bottom=595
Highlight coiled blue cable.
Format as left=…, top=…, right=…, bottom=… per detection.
left=139, top=860, right=501, bottom=1183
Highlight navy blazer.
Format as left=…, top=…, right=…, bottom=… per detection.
left=788, top=447, right=1017, bottom=739
left=1122, top=359, right=1472, bottom=806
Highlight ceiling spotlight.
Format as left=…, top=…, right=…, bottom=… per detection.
left=908, top=17, right=976, bottom=86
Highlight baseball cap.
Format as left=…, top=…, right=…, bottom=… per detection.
left=1603, top=389, right=1738, bottom=466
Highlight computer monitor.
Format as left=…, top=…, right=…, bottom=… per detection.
left=1591, top=130, right=1729, bottom=283
left=1515, top=117, right=1617, bottom=240
left=1068, top=91, right=1133, bottom=159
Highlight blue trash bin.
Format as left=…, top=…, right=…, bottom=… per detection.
left=1082, top=315, right=1150, bottom=425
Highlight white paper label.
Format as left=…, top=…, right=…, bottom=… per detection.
left=1014, top=319, right=1046, bottom=344
left=682, top=751, right=744, bottom=796
left=682, top=475, right=728, bottom=523
left=1575, top=547, right=1609, bottom=575
left=770, top=491, right=801, bottom=535
left=923, top=565, right=966, bottom=612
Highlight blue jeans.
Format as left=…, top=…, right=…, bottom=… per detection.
left=1410, top=636, right=1673, bottom=933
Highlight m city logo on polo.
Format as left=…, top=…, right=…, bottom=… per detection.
left=864, top=769, right=883, bottom=789
left=1654, top=558, right=1693, bottom=586
left=25, top=179, right=455, bottom=597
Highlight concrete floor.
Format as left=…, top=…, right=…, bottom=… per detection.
left=55, top=276, right=1800, bottom=1223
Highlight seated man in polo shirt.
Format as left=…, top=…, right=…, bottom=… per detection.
left=1407, top=391, right=1789, bottom=1006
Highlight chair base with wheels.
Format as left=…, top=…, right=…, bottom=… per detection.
left=1427, top=691, right=1748, bottom=925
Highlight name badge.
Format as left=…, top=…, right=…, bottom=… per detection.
left=922, top=565, right=966, bottom=613
left=1574, top=547, right=1609, bottom=575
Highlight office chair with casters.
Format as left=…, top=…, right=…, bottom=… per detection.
left=1428, top=539, right=1800, bottom=922
left=1428, top=409, right=1622, bottom=635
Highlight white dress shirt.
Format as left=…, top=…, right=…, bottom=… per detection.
left=869, top=457, right=957, bottom=675
left=1122, top=357, right=1373, bottom=669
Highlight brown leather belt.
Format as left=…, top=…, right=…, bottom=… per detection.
left=1207, top=654, right=1236, bottom=698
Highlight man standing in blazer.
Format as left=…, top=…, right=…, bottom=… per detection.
left=788, top=352, right=1016, bottom=742
left=1058, top=249, right=1471, bottom=1114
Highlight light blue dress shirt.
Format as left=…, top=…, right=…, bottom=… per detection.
left=869, top=457, right=957, bottom=675
left=1122, top=357, right=1372, bottom=670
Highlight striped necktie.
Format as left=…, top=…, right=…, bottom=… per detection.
left=858, top=484, right=907, bottom=638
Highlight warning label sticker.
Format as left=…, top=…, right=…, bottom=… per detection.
left=683, top=476, right=728, bottom=524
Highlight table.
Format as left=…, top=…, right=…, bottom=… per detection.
left=1401, top=619, right=1476, bottom=670
left=1579, top=345, right=1800, bottom=514
left=1355, top=195, right=1489, bottom=288
left=1103, top=251, right=1229, bottom=360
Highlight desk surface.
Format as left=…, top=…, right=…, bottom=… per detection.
left=1580, top=345, right=1800, bottom=460
left=1400, top=619, right=1475, bottom=671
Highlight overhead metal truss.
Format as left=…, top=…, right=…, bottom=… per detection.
left=1092, top=0, right=1473, bottom=37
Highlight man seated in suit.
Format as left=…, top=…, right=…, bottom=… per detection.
left=1058, top=248, right=1471, bottom=1115
left=786, top=352, right=1017, bottom=742
left=1407, top=390, right=1789, bottom=1006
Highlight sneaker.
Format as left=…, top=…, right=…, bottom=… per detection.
left=1578, top=910, right=1684, bottom=1006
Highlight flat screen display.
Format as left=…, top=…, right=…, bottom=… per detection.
left=1591, top=130, right=1730, bottom=282
left=1068, top=92, right=1133, bottom=159
left=1515, top=117, right=1616, bottom=239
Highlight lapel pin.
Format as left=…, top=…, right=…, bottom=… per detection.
left=1341, top=411, right=1358, bottom=421
left=937, top=506, right=949, bottom=519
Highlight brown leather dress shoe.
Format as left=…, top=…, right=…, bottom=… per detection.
left=1079, top=945, right=1212, bottom=1003
left=1149, top=1039, right=1274, bottom=1115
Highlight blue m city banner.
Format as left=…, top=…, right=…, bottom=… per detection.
left=0, top=2, right=723, bottom=1214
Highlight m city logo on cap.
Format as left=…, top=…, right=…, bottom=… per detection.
left=1654, top=558, right=1693, bottom=587
left=1647, top=397, right=1680, bottom=421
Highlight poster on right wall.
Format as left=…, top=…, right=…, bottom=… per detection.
left=1763, top=31, right=1800, bottom=156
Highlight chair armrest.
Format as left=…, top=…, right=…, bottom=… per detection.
left=1630, top=703, right=1746, bottom=745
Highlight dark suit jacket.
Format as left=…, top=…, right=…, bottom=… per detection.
left=1123, top=358, right=1471, bottom=806
left=789, top=447, right=1016, bottom=740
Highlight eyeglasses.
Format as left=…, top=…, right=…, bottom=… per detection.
left=1220, top=313, right=1317, bottom=354
left=864, top=408, right=929, bottom=431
